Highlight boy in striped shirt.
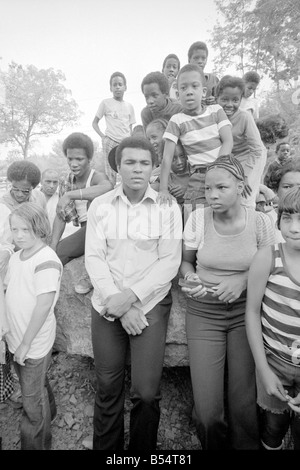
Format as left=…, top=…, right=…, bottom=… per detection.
left=158, top=64, right=233, bottom=218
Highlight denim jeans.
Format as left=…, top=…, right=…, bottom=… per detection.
left=186, top=291, right=260, bottom=450
left=13, top=349, right=55, bottom=450
left=91, top=291, right=172, bottom=451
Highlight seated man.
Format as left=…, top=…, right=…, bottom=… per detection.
left=50, top=132, right=112, bottom=294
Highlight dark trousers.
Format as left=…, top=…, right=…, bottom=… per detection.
left=56, top=223, right=86, bottom=266
left=91, top=291, right=172, bottom=451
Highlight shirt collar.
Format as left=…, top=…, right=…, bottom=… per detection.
left=112, top=183, right=157, bottom=206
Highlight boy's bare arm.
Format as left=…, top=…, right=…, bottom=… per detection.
left=157, top=140, right=176, bottom=205
left=218, top=125, right=233, bottom=156
left=92, top=116, right=105, bottom=139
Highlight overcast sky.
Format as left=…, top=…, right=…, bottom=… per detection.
left=0, top=0, right=222, bottom=147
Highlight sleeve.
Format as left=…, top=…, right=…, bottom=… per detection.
left=183, top=208, right=205, bottom=250
left=215, top=105, right=232, bottom=130
left=244, top=113, right=264, bottom=170
left=85, top=199, right=121, bottom=300
left=95, top=100, right=105, bottom=119
left=163, top=115, right=181, bottom=144
left=34, top=256, right=62, bottom=296
left=130, top=202, right=183, bottom=305
left=129, top=104, right=136, bottom=126
left=0, top=204, right=14, bottom=255
left=255, top=211, right=276, bottom=247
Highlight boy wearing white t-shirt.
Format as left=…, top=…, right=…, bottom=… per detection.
left=92, top=72, right=136, bottom=186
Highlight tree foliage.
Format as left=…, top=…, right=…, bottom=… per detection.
left=0, top=62, right=82, bottom=158
left=210, top=0, right=300, bottom=88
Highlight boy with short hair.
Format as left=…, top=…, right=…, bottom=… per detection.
left=240, top=71, right=260, bottom=120
left=92, top=72, right=136, bottom=186
left=158, top=64, right=233, bottom=216
left=188, top=41, right=219, bottom=105
left=140, top=71, right=183, bottom=130
left=162, top=53, right=181, bottom=100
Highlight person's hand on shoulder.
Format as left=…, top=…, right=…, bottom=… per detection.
left=157, top=190, right=174, bottom=206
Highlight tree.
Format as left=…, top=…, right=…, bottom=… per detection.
left=210, top=0, right=300, bottom=88
left=0, top=62, right=82, bottom=158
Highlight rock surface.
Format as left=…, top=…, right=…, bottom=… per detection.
left=54, top=257, right=189, bottom=367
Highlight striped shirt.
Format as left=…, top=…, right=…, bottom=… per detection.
left=163, top=104, right=231, bottom=167
left=261, top=243, right=300, bottom=366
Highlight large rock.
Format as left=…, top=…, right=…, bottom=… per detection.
left=54, top=257, right=189, bottom=367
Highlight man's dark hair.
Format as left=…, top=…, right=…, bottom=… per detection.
left=116, top=136, right=156, bottom=167
left=141, top=72, right=169, bottom=95
left=7, top=160, right=41, bottom=188
left=188, top=41, right=209, bottom=61
left=110, top=71, right=127, bottom=87
left=62, top=132, right=94, bottom=160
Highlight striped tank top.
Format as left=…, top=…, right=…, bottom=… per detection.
left=261, top=243, right=300, bottom=366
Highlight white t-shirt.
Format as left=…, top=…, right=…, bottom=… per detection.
left=240, top=96, right=259, bottom=121
left=96, top=97, right=136, bottom=142
left=5, top=245, right=62, bottom=359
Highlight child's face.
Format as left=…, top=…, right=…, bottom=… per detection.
left=217, top=86, right=242, bottom=118
left=276, top=144, right=291, bottom=165
left=244, top=81, right=258, bottom=98
left=110, top=76, right=126, bottom=100
left=177, top=70, right=206, bottom=114
left=280, top=212, right=300, bottom=249
left=142, top=83, right=167, bottom=113
left=10, top=179, right=32, bottom=204
left=163, top=58, right=179, bottom=81
left=145, top=123, right=165, bottom=159
left=10, top=214, right=37, bottom=251
left=189, top=48, right=208, bottom=70
left=66, top=148, right=90, bottom=178
left=171, top=145, right=187, bottom=174
left=277, top=171, right=300, bottom=201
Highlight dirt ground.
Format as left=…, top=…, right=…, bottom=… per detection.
left=0, top=351, right=200, bottom=451
left=0, top=351, right=295, bottom=453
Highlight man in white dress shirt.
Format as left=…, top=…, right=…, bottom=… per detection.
left=85, top=136, right=182, bottom=451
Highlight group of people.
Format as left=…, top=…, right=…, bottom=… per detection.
left=0, top=39, right=299, bottom=452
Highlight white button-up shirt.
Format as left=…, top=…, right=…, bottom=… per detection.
left=85, top=184, right=183, bottom=315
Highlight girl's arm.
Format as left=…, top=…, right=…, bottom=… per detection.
left=218, top=125, right=233, bottom=156
left=158, top=140, right=176, bottom=205
left=180, top=244, right=197, bottom=279
left=180, top=244, right=208, bottom=298
left=13, top=292, right=56, bottom=366
left=245, top=246, right=288, bottom=401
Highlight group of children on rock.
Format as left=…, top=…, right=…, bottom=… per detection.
left=0, top=39, right=299, bottom=451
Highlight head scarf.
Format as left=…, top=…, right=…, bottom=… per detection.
left=206, top=155, right=245, bottom=181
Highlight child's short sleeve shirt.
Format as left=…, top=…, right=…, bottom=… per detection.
left=96, top=98, right=136, bottom=142
left=5, top=246, right=62, bottom=359
left=163, top=104, right=231, bottom=166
